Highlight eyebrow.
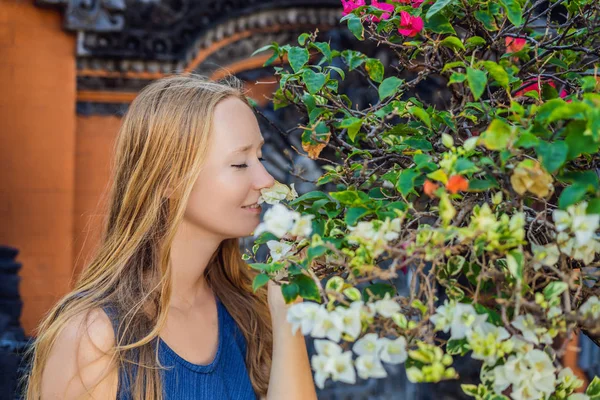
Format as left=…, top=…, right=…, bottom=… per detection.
left=232, top=139, right=265, bottom=154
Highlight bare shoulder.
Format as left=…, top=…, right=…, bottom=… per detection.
left=40, top=307, right=118, bottom=399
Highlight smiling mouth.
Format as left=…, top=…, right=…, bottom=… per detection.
left=242, top=203, right=261, bottom=210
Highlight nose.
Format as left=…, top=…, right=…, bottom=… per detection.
left=255, top=161, right=275, bottom=191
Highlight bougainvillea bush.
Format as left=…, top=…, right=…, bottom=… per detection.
left=249, top=0, right=600, bottom=398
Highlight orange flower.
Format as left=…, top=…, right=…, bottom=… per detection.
left=505, top=36, right=526, bottom=53
left=424, top=179, right=439, bottom=198
left=446, top=175, right=469, bottom=194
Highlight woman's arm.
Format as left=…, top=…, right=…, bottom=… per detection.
left=40, top=308, right=118, bottom=399
left=265, top=281, right=318, bottom=400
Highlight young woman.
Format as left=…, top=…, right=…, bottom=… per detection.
left=25, top=74, right=317, bottom=400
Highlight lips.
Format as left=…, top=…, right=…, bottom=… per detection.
left=242, top=202, right=261, bottom=210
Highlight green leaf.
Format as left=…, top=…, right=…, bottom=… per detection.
left=543, top=281, right=568, bottom=300
left=302, top=69, right=326, bottom=94
left=466, top=36, right=487, bottom=47
left=461, top=384, right=478, bottom=397
left=404, top=137, right=433, bottom=151
left=290, top=190, right=330, bottom=205
left=340, top=117, right=364, bottom=142
left=586, top=376, right=600, bottom=398
left=365, top=58, right=385, bottom=83
left=396, top=168, right=419, bottom=196
left=362, top=283, right=396, bottom=301
left=346, top=14, right=365, bottom=40
left=288, top=47, right=309, bottom=73
left=507, top=251, right=524, bottom=282
left=297, top=33, right=310, bottom=46
left=409, top=106, right=432, bottom=128
left=281, top=282, right=299, bottom=303
left=466, top=67, right=488, bottom=101
left=440, top=36, right=465, bottom=51
left=480, top=119, right=513, bottom=150
left=535, top=140, right=568, bottom=173
left=565, top=122, right=600, bottom=160
left=447, top=339, right=470, bottom=355
left=559, top=184, right=589, bottom=210
left=499, top=0, right=523, bottom=26
left=345, top=207, right=370, bottom=226
left=482, top=61, right=509, bottom=89
left=252, top=43, right=275, bottom=56
left=448, top=72, right=467, bottom=85
left=426, top=0, right=455, bottom=19
left=294, top=275, right=321, bottom=302
left=341, top=50, right=365, bottom=71
left=514, top=132, right=540, bottom=149
left=311, top=42, right=332, bottom=61
left=379, top=76, right=404, bottom=100
left=467, top=178, right=499, bottom=191
left=252, top=273, right=270, bottom=292
left=474, top=10, right=498, bottom=31
left=425, top=13, right=456, bottom=35
left=587, top=199, right=600, bottom=215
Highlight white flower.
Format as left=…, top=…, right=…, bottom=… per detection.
left=311, top=307, right=344, bottom=342
left=329, top=351, right=357, bottom=385
left=572, top=239, right=599, bottom=265
left=290, top=214, right=314, bottom=238
left=347, top=217, right=402, bottom=257
left=254, top=203, right=297, bottom=238
left=467, top=322, right=511, bottom=364
left=374, top=293, right=401, bottom=318
left=572, top=214, right=600, bottom=245
left=258, top=181, right=294, bottom=205
left=266, top=240, right=293, bottom=262
left=559, top=367, right=584, bottom=391
left=511, top=314, right=542, bottom=344
left=553, top=209, right=572, bottom=232
left=286, top=183, right=298, bottom=201
left=353, top=333, right=380, bottom=356
left=355, top=354, right=388, bottom=379
left=312, top=339, right=342, bottom=389
left=379, top=336, right=408, bottom=364
left=430, top=300, right=454, bottom=333
left=450, top=303, right=487, bottom=340
left=556, top=231, right=575, bottom=255
left=531, top=243, right=560, bottom=270
left=568, top=395, right=590, bottom=400
left=524, top=349, right=556, bottom=395
left=287, top=301, right=321, bottom=336
left=337, top=303, right=363, bottom=340
left=580, top=296, right=600, bottom=320
left=492, top=350, right=556, bottom=400
left=314, top=339, right=343, bottom=357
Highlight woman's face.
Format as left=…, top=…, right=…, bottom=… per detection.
left=183, top=96, right=275, bottom=239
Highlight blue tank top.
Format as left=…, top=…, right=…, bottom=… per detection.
left=103, top=298, right=257, bottom=400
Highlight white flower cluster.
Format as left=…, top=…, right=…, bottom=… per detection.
left=254, top=203, right=314, bottom=238
left=492, top=350, right=557, bottom=400
left=546, top=202, right=600, bottom=265
left=287, top=295, right=401, bottom=342
left=347, top=217, right=402, bottom=257
left=287, top=296, right=407, bottom=388
left=310, top=334, right=408, bottom=388
left=258, top=180, right=298, bottom=205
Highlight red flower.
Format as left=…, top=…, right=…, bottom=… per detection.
left=369, top=0, right=395, bottom=22
left=341, top=0, right=366, bottom=16
left=505, top=36, right=527, bottom=53
left=424, top=180, right=440, bottom=198
left=398, top=11, right=424, bottom=37
left=515, top=80, right=568, bottom=99
left=446, top=175, right=469, bottom=194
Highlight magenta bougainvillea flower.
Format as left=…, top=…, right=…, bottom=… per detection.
left=341, top=0, right=366, bottom=16
left=515, top=80, right=568, bottom=99
left=369, top=0, right=395, bottom=22
left=397, top=11, right=424, bottom=37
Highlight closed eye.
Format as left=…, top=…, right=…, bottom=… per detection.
left=232, top=157, right=265, bottom=169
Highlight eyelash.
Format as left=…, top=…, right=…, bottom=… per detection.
left=232, top=157, right=265, bottom=169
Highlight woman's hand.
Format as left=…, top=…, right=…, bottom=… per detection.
left=267, top=280, right=302, bottom=324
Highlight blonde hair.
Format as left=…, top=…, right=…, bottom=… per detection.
left=25, top=74, right=273, bottom=399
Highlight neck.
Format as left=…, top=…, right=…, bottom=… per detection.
left=168, top=220, right=223, bottom=310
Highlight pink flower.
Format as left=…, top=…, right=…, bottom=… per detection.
left=341, top=0, right=366, bottom=16
left=515, top=80, right=568, bottom=99
left=369, top=0, right=395, bottom=22
left=397, top=11, right=424, bottom=37
left=392, top=0, right=424, bottom=8
left=505, top=36, right=527, bottom=53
